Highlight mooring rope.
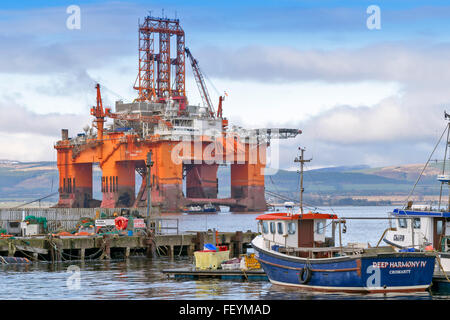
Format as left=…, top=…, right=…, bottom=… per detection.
left=435, top=252, right=450, bottom=282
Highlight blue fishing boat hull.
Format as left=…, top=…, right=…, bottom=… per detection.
left=252, top=239, right=435, bottom=293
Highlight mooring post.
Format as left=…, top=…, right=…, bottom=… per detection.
left=187, top=244, right=195, bottom=256
left=146, top=151, right=154, bottom=228
left=6, top=239, right=16, bottom=257
left=232, top=231, right=243, bottom=257
left=50, top=244, right=55, bottom=263
left=80, top=248, right=85, bottom=261
left=56, top=243, right=62, bottom=262
left=125, top=247, right=130, bottom=259
left=145, top=234, right=156, bottom=258
left=195, top=232, right=206, bottom=251
left=101, top=234, right=111, bottom=260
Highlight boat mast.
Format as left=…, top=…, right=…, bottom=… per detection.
left=294, top=147, right=311, bottom=215
left=439, top=112, right=450, bottom=211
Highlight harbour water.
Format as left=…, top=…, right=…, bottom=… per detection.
left=1, top=206, right=449, bottom=300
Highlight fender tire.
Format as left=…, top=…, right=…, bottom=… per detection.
left=298, top=266, right=312, bottom=284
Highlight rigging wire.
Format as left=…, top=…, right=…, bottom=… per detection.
left=203, top=72, right=221, bottom=98
left=403, top=122, right=449, bottom=209
left=13, top=192, right=59, bottom=209
left=438, top=122, right=450, bottom=210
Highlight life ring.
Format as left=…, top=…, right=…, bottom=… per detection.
left=298, top=266, right=312, bottom=284
left=115, top=217, right=129, bottom=231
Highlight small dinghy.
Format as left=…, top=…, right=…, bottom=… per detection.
left=0, top=256, right=32, bottom=264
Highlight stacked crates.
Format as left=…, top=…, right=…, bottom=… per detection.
left=242, top=253, right=261, bottom=270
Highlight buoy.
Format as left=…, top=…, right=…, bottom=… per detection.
left=115, top=216, right=129, bottom=230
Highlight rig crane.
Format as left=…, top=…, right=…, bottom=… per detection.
left=90, top=84, right=110, bottom=141
left=185, top=47, right=225, bottom=119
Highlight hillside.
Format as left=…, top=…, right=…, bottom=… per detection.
left=0, top=160, right=445, bottom=206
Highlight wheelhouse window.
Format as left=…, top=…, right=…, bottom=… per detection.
left=398, top=218, right=408, bottom=228
left=437, top=220, right=443, bottom=235
left=316, top=221, right=325, bottom=234
left=413, top=218, right=421, bottom=229
left=288, top=222, right=296, bottom=235
left=262, top=221, right=268, bottom=234
left=277, top=222, right=284, bottom=235
left=270, top=222, right=275, bottom=234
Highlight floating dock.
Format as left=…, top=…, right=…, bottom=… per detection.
left=162, top=267, right=267, bottom=281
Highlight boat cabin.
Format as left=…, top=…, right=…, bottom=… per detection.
left=256, top=204, right=338, bottom=257
left=385, top=206, right=450, bottom=252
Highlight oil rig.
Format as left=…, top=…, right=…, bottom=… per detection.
left=54, top=15, right=300, bottom=212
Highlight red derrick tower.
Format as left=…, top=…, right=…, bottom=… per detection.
left=134, top=16, right=186, bottom=101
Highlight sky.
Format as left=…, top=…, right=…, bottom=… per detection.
left=1, top=0, right=450, bottom=170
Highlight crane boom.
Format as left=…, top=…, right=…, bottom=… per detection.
left=185, top=47, right=215, bottom=118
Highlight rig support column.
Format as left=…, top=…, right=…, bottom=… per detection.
left=185, top=163, right=218, bottom=199
left=100, top=160, right=135, bottom=208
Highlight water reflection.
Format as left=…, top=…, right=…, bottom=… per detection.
left=0, top=256, right=447, bottom=300
left=1, top=206, right=449, bottom=300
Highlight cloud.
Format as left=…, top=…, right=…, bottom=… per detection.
left=302, top=96, right=444, bottom=145
left=195, top=43, right=450, bottom=85
left=0, top=100, right=90, bottom=137
left=1, top=1, right=450, bottom=168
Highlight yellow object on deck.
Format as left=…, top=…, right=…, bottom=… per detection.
left=194, top=250, right=230, bottom=270
left=242, top=253, right=261, bottom=270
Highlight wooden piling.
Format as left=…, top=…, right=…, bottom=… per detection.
left=145, top=235, right=155, bottom=258
left=231, top=231, right=243, bottom=256
left=8, top=241, right=15, bottom=257
left=187, top=244, right=195, bottom=256
left=101, top=235, right=111, bottom=260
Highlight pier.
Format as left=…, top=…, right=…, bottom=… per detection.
left=0, top=207, right=258, bottom=262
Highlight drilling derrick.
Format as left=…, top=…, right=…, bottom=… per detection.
left=54, top=14, right=301, bottom=212
left=134, top=16, right=185, bottom=101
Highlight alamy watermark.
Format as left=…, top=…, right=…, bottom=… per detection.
left=366, top=5, right=381, bottom=30
left=169, top=129, right=281, bottom=176
left=66, top=265, right=81, bottom=290
left=66, top=5, right=81, bottom=30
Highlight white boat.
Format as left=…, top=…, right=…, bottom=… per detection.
left=384, top=208, right=450, bottom=274
left=182, top=203, right=217, bottom=213
left=384, top=113, right=450, bottom=284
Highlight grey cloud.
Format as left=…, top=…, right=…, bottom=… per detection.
left=270, top=89, right=449, bottom=168
left=194, top=43, right=450, bottom=85
left=0, top=101, right=91, bottom=137
left=34, top=69, right=98, bottom=97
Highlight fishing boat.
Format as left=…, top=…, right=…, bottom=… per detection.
left=251, top=147, right=436, bottom=293
left=384, top=112, right=450, bottom=284
left=182, top=203, right=217, bottom=213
